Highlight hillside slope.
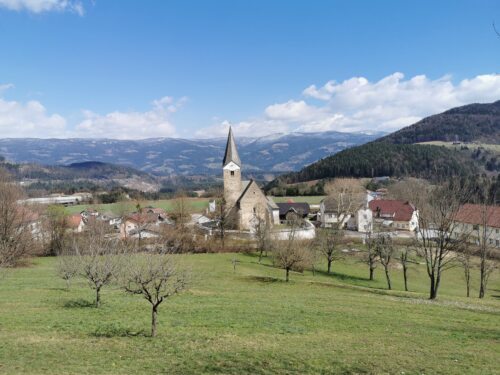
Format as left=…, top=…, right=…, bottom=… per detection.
left=2, top=161, right=160, bottom=192
left=378, top=100, right=500, bottom=144
left=269, top=101, right=500, bottom=186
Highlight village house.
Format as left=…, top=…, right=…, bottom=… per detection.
left=318, top=196, right=372, bottom=233
left=66, top=213, right=85, bottom=233
left=276, top=202, right=310, bottom=222
left=119, top=211, right=173, bottom=239
left=222, top=127, right=280, bottom=231
left=369, top=199, right=419, bottom=231
left=453, top=203, right=500, bottom=248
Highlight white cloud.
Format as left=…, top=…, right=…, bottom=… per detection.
left=0, top=84, right=185, bottom=139
left=0, top=96, right=67, bottom=138
left=73, top=96, right=186, bottom=139
left=199, top=72, right=500, bottom=137
left=0, top=0, right=84, bottom=15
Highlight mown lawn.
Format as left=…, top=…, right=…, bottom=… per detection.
left=0, top=253, right=498, bottom=374
left=64, top=197, right=210, bottom=215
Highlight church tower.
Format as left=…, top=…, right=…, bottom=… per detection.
left=222, top=127, right=242, bottom=208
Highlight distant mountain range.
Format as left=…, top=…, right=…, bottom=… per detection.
left=269, top=100, right=500, bottom=188
left=0, top=131, right=382, bottom=177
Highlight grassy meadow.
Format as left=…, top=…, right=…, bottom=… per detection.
left=64, top=197, right=210, bottom=215
left=0, top=252, right=498, bottom=374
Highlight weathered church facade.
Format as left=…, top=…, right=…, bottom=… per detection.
left=222, top=128, right=279, bottom=231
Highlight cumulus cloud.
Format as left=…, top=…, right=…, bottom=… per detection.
left=198, top=73, right=500, bottom=137
left=0, top=84, right=185, bottom=139
left=73, top=96, right=186, bottom=139
left=0, top=96, right=67, bottom=138
left=0, top=0, right=84, bottom=15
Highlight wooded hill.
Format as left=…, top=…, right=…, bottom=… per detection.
left=268, top=100, right=500, bottom=187
left=377, top=100, right=500, bottom=144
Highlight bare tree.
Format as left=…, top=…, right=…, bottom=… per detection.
left=457, top=242, right=474, bottom=298
left=45, top=205, right=68, bottom=256
left=253, top=210, right=271, bottom=263
left=56, top=251, right=79, bottom=289
left=323, top=178, right=365, bottom=229
left=0, top=169, right=34, bottom=269
left=123, top=252, right=189, bottom=337
left=316, top=228, right=344, bottom=274
left=412, top=179, right=472, bottom=300
left=272, top=219, right=312, bottom=282
left=364, top=231, right=378, bottom=281
left=475, top=180, right=498, bottom=298
left=398, top=240, right=417, bottom=292
left=72, top=222, right=124, bottom=307
left=374, top=234, right=395, bottom=290
left=210, top=196, right=236, bottom=250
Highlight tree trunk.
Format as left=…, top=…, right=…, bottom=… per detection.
left=285, top=268, right=290, bottom=282
left=327, top=259, right=332, bottom=274
left=95, top=287, right=101, bottom=308
left=429, top=272, right=440, bottom=300
left=384, top=266, right=391, bottom=290
left=258, top=250, right=263, bottom=263
left=369, top=266, right=374, bottom=281
left=479, top=258, right=486, bottom=298
left=403, top=267, right=408, bottom=292
left=151, top=305, right=158, bottom=337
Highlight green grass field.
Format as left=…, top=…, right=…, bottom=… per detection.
left=271, top=196, right=325, bottom=204
left=0, top=252, right=498, bottom=374
left=419, top=141, right=500, bottom=153
left=64, top=197, right=210, bottom=215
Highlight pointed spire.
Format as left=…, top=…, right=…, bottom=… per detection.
left=222, top=127, right=242, bottom=167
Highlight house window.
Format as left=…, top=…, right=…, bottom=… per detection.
left=230, top=171, right=235, bottom=176
left=497, top=240, right=500, bottom=247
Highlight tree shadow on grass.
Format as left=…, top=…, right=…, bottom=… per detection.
left=243, top=275, right=283, bottom=283
left=315, top=269, right=371, bottom=283
left=91, top=323, right=147, bottom=338
left=63, top=299, right=95, bottom=308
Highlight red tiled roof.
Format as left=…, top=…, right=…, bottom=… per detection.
left=66, top=214, right=83, bottom=229
left=455, top=204, right=500, bottom=228
left=126, top=212, right=161, bottom=224
left=369, top=199, right=416, bottom=222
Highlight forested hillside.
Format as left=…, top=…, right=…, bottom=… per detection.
left=268, top=143, right=477, bottom=186
left=377, top=100, right=500, bottom=144
left=268, top=100, right=500, bottom=188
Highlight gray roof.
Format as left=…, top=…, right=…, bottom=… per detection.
left=222, top=127, right=242, bottom=167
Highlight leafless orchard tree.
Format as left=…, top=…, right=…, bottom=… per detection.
left=211, top=195, right=236, bottom=251
left=457, top=241, right=474, bottom=298
left=324, top=178, right=366, bottom=229
left=474, top=180, right=498, bottom=298
left=398, top=240, right=417, bottom=292
left=272, top=219, right=312, bottom=282
left=45, top=205, right=68, bottom=256
left=253, top=209, right=272, bottom=263
left=123, top=252, right=190, bottom=337
left=56, top=249, right=79, bottom=289
left=364, top=231, right=378, bottom=281
left=316, top=228, right=344, bottom=274
left=0, top=169, right=34, bottom=270
left=71, top=222, right=125, bottom=307
left=411, top=179, right=473, bottom=300
left=374, top=234, right=395, bottom=290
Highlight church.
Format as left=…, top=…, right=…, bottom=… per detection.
left=222, top=128, right=280, bottom=231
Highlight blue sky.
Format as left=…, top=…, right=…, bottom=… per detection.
left=1, top=0, right=500, bottom=139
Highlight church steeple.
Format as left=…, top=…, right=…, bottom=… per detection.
left=222, top=127, right=242, bottom=168
left=222, top=127, right=242, bottom=207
